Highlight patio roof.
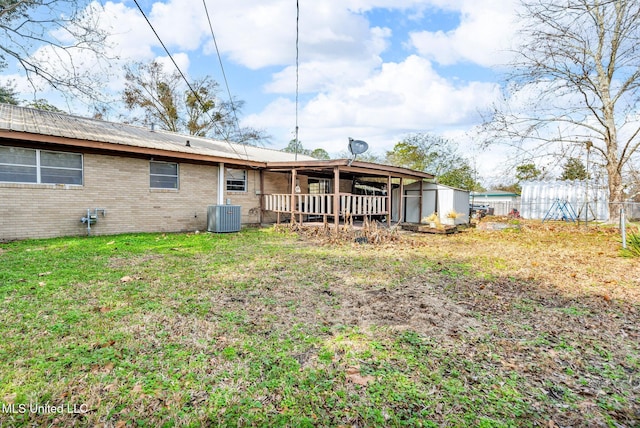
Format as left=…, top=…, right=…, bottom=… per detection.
left=265, top=159, right=434, bottom=181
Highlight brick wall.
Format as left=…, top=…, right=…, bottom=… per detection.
left=0, top=153, right=278, bottom=241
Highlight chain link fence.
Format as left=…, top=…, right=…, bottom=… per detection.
left=477, top=200, right=640, bottom=222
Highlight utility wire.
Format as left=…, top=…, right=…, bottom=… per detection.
left=201, top=0, right=248, bottom=158
left=131, top=0, right=246, bottom=160
left=295, top=0, right=300, bottom=161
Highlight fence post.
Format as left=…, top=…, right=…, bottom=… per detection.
left=621, top=208, right=627, bottom=250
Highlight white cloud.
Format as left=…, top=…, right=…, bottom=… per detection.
left=249, top=55, right=501, bottom=156
left=148, top=0, right=213, bottom=51
left=409, top=0, right=518, bottom=67
left=96, top=1, right=159, bottom=60
left=198, top=0, right=299, bottom=69
left=155, top=53, right=191, bottom=77
left=197, top=0, right=391, bottom=70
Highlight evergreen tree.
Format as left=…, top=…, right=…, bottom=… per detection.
left=559, top=157, right=589, bottom=181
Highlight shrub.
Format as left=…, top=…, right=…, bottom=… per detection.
left=447, top=210, right=461, bottom=219
left=621, top=231, right=640, bottom=257
left=421, top=212, right=440, bottom=225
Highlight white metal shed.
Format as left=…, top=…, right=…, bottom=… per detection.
left=392, top=182, right=470, bottom=225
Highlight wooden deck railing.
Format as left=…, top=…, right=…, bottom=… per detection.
left=263, top=193, right=387, bottom=218
left=340, top=193, right=387, bottom=216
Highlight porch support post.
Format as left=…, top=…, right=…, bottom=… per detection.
left=387, top=175, right=392, bottom=226
left=290, top=169, right=297, bottom=224
left=259, top=169, right=264, bottom=224
left=333, top=166, right=340, bottom=228
left=399, top=177, right=405, bottom=224
left=419, top=179, right=424, bottom=223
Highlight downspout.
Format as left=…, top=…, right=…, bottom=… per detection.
left=218, top=162, right=225, bottom=205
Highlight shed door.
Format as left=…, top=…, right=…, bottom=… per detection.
left=404, top=190, right=437, bottom=223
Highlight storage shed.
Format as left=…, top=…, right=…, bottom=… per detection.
left=393, top=182, right=470, bottom=225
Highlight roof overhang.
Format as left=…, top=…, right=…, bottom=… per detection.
left=265, top=159, right=434, bottom=180
left=0, top=130, right=435, bottom=180
left=0, top=130, right=267, bottom=168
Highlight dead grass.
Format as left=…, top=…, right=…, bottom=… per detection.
left=273, top=219, right=640, bottom=426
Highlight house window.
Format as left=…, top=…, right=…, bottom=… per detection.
left=226, top=168, right=247, bottom=192
left=150, top=161, right=178, bottom=189
left=0, top=146, right=83, bottom=185
left=309, top=178, right=331, bottom=194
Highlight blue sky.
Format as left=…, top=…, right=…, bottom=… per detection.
left=2, top=0, right=519, bottom=183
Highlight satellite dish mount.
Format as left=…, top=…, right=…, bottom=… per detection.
left=348, top=137, right=369, bottom=166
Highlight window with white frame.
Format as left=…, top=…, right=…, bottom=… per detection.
left=0, top=146, right=83, bottom=185
left=150, top=161, right=179, bottom=189
left=226, top=168, right=247, bottom=192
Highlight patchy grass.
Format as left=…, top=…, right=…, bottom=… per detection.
left=0, top=222, right=638, bottom=426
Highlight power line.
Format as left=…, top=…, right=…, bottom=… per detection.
left=131, top=0, right=247, bottom=160
left=201, top=0, right=248, bottom=159
left=295, top=0, right=300, bottom=161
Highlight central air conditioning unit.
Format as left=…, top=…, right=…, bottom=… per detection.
left=207, top=205, right=241, bottom=233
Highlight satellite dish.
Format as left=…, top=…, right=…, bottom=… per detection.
left=348, top=137, right=369, bottom=155
left=348, top=137, right=369, bottom=166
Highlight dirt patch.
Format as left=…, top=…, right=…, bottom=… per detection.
left=107, top=254, right=163, bottom=269
left=205, top=276, right=482, bottom=341
left=338, top=283, right=482, bottom=337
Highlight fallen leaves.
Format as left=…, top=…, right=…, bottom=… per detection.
left=3, top=393, right=17, bottom=404
left=38, top=271, right=51, bottom=286
left=345, top=366, right=375, bottom=386
left=91, top=362, right=114, bottom=374
left=93, top=340, right=116, bottom=349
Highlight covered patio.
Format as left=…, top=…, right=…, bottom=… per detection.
left=260, top=159, right=435, bottom=227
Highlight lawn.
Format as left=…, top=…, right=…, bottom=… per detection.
left=0, top=222, right=638, bottom=426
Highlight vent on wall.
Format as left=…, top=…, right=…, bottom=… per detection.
left=207, top=205, right=241, bottom=233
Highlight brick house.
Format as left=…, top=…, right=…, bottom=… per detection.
left=0, top=104, right=434, bottom=241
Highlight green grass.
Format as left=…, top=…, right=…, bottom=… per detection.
left=0, top=227, right=638, bottom=426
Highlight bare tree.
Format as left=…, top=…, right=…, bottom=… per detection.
left=483, top=0, right=640, bottom=221
left=123, top=61, right=182, bottom=132
left=0, top=0, right=113, bottom=102
left=123, top=60, right=268, bottom=145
